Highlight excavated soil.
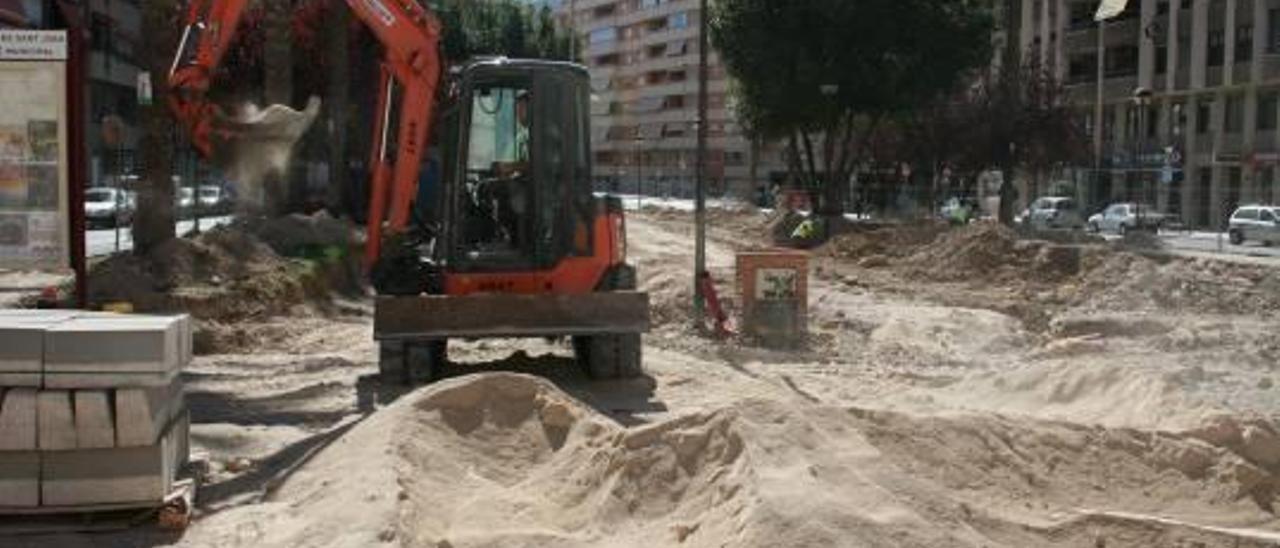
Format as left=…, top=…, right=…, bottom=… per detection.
left=85, top=213, right=365, bottom=354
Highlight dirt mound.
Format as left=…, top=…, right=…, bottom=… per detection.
left=1074, top=254, right=1280, bottom=316
left=186, top=374, right=1280, bottom=548
left=249, top=211, right=361, bottom=257
left=88, top=225, right=301, bottom=318
left=822, top=221, right=947, bottom=260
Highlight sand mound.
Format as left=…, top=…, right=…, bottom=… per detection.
left=900, top=360, right=1224, bottom=432
left=88, top=224, right=302, bottom=318
left=189, top=374, right=1280, bottom=547
left=1075, top=254, right=1280, bottom=316
left=823, top=221, right=947, bottom=260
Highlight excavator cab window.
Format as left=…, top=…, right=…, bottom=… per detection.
left=458, top=82, right=535, bottom=261
left=445, top=63, right=591, bottom=273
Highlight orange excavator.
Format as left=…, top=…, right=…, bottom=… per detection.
left=168, top=0, right=648, bottom=384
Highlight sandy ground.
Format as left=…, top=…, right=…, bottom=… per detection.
left=13, top=210, right=1280, bottom=548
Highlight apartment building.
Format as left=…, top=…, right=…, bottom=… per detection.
left=1022, top=0, right=1280, bottom=228
left=553, top=0, right=781, bottom=198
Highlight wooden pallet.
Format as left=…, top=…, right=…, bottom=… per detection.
left=0, top=461, right=202, bottom=535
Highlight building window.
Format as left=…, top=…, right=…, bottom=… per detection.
left=1197, top=99, right=1212, bottom=134
left=1105, top=46, right=1138, bottom=76
left=1260, top=92, right=1278, bottom=131
left=1236, top=24, right=1253, bottom=62
left=588, top=27, right=617, bottom=45
left=1068, top=53, right=1096, bottom=83
left=1208, top=30, right=1225, bottom=67
left=1157, top=1, right=1169, bottom=15
left=1225, top=95, right=1243, bottom=133
left=1069, top=2, right=1093, bottom=30
left=1156, top=44, right=1168, bottom=74
left=669, top=12, right=689, bottom=30
left=1271, top=9, right=1280, bottom=53
left=592, top=4, right=617, bottom=18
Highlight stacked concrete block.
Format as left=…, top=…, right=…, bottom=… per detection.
left=0, top=311, right=190, bottom=511
left=44, top=315, right=184, bottom=389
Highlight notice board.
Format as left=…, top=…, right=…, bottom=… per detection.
left=0, top=30, right=68, bottom=271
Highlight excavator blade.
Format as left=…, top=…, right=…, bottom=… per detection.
left=208, top=96, right=321, bottom=191
left=373, top=292, right=651, bottom=341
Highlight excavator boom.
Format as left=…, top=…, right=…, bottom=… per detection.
left=169, top=0, right=443, bottom=264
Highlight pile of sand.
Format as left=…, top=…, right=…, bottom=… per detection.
left=88, top=225, right=302, bottom=318
left=185, top=373, right=1280, bottom=548
left=1075, top=254, right=1280, bottom=316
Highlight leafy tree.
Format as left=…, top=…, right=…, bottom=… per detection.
left=712, top=0, right=993, bottom=217
left=133, top=0, right=183, bottom=254
left=964, top=54, right=1088, bottom=224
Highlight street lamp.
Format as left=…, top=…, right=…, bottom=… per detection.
left=820, top=84, right=839, bottom=218
left=634, top=134, right=646, bottom=210
left=1132, top=87, right=1153, bottom=231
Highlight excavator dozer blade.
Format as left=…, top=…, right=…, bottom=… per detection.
left=373, top=292, right=651, bottom=341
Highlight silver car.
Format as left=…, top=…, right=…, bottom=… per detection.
left=1025, top=197, right=1085, bottom=230
left=1228, top=205, right=1280, bottom=246
left=1087, top=203, right=1170, bottom=234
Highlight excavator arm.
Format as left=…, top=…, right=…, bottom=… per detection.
left=169, top=0, right=444, bottom=265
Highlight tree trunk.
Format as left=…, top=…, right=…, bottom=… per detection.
left=324, top=3, right=350, bottom=217
left=263, top=0, right=295, bottom=215
left=998, top=164, right=1018, bottom=225
left=133, top=0, right=178, bottom=255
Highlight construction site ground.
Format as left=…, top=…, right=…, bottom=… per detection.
left=12, top=208, right=1280, bottom=548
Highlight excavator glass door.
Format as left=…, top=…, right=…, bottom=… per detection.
left=442, top=62, right=592, bottom=274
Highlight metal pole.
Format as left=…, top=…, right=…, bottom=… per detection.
left=114, top=145, right=122, bottom=252
left=636, top=139, right=643, bottom=210
left=190, top=145, right=201, bottom=234
left=1094, top=19, right=1107, bottom=206
left=693, top=0, right=709, bottom=325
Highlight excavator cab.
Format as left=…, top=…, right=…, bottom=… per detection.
left=373, top=59, right=650, bottom=384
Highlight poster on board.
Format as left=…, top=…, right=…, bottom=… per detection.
left=0, top=30, right=68, bottom=271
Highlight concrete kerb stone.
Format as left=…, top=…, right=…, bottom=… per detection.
left=73, top=391, right=115, bottom=449
left=41, top=410, right=188, bottom=507
left=0, top=452, right=39, bottom=508
left=43, top=315, right=185, bottom=388
left=0, top=388, right=37, bottom=451
left=36, top=391, right=76, bottom=451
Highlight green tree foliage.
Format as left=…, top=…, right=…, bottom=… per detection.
left=712, top=0, right=993, bottom=216
left=431, top=0, right=575, bottom=63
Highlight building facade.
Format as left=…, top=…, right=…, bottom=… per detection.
left=552, top=0, right=782, bottom=199
left=1, top=0, right=144, bottom=188
left=1021, top=0, right=1280, bottom=228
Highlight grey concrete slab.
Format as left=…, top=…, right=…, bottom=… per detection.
left=0, top=388, right=36, bottom=451
left=0, top=452, right=38, bottom=508
left=0, top=314, right=72, bottom=388
left=43, top=369, right=179, bottom=390
left=41, top=411, right=186, bottom=507
left=44, top=316, right=183, bottom=376
left=36, top=391, right=75, bottom=451
left=73, top=391, right=115, bottom=449
left=114, top=378, right=183, bottom=447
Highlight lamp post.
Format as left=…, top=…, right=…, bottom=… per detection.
left=820, top=83, right=839, bottom=218
left=1133, top=87, right=1153, bottom=231
left=634, top=135, right=646, bottom=210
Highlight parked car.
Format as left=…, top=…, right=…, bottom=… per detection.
left=84, top=187, right=135, bottom=228
left=197, top=185, right=232, bottom=214
left=1087, top=202, right=1172, bottom=234
left=1024, top=197, right=1085, bottom=230
left=1227, top=205, right=1280, bottom=246
left=176, top=187, right=195, bottom=218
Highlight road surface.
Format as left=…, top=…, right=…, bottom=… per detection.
left=87, top=216, right=233, bottom=257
